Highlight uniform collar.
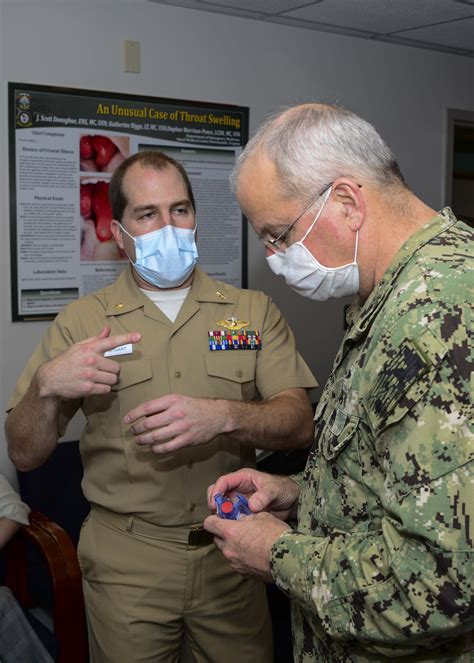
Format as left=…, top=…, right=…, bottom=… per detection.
left=106, top=265, right=236, bottom=318
left=106, top=265, right=148, bottom=316
left=346, top=208, right=457, bottom=336
left=188, top=266, right=236, bottom=305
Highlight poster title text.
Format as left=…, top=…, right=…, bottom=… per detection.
left=97, top=103, right=241, bottom=129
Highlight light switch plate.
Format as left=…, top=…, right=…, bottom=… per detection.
left=124, top=40, right=140, bottom=73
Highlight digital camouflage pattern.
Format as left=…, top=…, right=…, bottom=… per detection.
left=271, top=209, right=473, bottom=661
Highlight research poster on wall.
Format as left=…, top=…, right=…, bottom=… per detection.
left=9, top=83, right=249, bottom=321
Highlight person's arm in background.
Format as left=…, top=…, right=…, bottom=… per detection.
left=0, top=519, right=21, bottom=550
left=0, top=474, right=30, bottom=549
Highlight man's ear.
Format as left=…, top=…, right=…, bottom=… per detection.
left=332, top=179, right=365, bottom=232
left=110, top=220, right=125, bottom=250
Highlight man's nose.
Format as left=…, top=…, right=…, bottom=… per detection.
left=155, top=213, right=172, bottom=229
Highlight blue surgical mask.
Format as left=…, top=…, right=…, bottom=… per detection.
left=120, top=223, right=198, bottom=289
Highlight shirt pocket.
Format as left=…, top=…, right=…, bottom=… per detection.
left=313, top=382, right=369, bottom=532
left=85, top=358, right=153, bottom=441
left=316, top=414, right=368, bottom=531
left=204, top=352, right=257, bottom=401
left=316, top=376, right=359, bottom=461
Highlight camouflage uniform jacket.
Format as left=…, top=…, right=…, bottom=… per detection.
left=270, top=209, right=473, bottom=662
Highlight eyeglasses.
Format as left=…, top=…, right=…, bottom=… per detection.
left=259, top=183, right=332, bottom=252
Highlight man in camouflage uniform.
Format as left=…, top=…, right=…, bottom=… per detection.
left=204, top=104, right=473, bottom=661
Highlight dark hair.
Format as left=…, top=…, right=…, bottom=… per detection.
left=109, top=150, right=196, bottom=221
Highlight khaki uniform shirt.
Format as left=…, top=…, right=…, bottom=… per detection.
left=9, top=266, right=316, bottom=527
left=271, top=210, right=473, bottom=661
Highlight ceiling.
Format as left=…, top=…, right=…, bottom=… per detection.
left=148, top=0, right=474, bottom=58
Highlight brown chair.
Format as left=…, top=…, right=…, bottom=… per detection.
left=3, top=510, right=88, bottom=663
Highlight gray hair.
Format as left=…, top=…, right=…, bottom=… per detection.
left=231, top=104, right=406, bottom=204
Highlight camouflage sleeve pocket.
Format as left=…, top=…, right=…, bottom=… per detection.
left=315, top=377, right=359, bottom=461
left=362, top=329, right=447, bottom=436
left=320, top=408, right=359, bottom=461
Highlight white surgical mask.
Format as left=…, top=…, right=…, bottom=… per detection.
left=266, top=186, right=359, bottom=301
left=120, top=223, right=198, bottom=289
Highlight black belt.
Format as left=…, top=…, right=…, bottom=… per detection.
left=92, top=505, right=215, bottom=547
left=188, top=526, right=214, bottom=547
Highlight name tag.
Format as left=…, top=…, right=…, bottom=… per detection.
left=104, top=343, right=133, bottom=358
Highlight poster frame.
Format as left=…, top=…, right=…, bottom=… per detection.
left=8, top=82, right=249, bottom=321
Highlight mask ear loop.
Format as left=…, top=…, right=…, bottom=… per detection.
left=353, top=229, right=359, bottom=262
left=119, top=223, right=134, bottom=241
left=300, top=185, right=332, bottom=245
left=117, top=223, right=137, bottom=265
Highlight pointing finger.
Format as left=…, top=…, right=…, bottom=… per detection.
left=97, top=325, right=111, bottom=340
left=77, top=325, right=111, bottom=346
left=96, top=331, right=141, bottom=355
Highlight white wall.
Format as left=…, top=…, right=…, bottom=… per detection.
left=1, top=0, right=474, bottom=479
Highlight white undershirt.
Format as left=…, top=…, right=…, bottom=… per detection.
left=140, top=286, right=191, bottom=323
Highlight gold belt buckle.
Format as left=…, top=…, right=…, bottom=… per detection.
left=188, top=526, right=213, bottom=547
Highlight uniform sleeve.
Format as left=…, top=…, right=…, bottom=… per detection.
left=0, top=475, right=30, bottom=526
left=270, top=302, right=473, bottom=656
left=6, top=311, right=82, bottom=435
left=288, top=472, right=305, bottom=489
left=255, top=295, right=317, bottom=400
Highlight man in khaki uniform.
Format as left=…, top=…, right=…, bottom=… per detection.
left=5, top=151, right=316, bottom=662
